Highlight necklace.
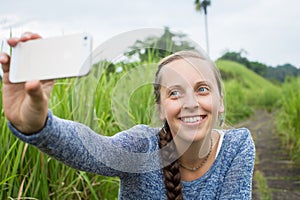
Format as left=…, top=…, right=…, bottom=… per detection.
left=179, top=137, right=213, bottom=172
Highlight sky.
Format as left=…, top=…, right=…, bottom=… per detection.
left=1, top=0, right=299, bottom=68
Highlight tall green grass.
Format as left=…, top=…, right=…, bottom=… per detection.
left=276, top=77, right=300, bottom=162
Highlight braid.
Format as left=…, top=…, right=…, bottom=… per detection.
left=159, top=122, right=183, bottom=200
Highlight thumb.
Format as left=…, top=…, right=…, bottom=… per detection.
left=25, top=80, right=46, bottom=103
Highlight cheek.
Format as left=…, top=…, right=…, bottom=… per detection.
left=161, top=100, right=181, bottom=119
left=198, top=95, right=220, bottom=114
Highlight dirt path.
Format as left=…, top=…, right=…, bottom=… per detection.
left=236, top=110, right=300, bottom=200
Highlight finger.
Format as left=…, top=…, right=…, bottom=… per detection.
left=0, top=53, right=11, bottom=84
left=7, top=33, right=42, bottom=47
left=7, top=37, right=19, bottom=47
left=25, top=80, right=45, bottom=103
left=25, top=79, right=55, bottom=106
left=41, top=79, right=55, bottom=99
left=19, top=32, right=42, bottom=42
left=0, top=53, right=10, bottom=72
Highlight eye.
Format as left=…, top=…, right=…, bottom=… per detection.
left=198, top=86, right=209, bottom=95
left=169, top=90, right=181, bottom=98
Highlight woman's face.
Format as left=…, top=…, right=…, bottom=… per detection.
left=159, top=57, right=224, bottom=142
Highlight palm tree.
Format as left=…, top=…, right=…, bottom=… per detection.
left=194, top=0, right=211, bottom=55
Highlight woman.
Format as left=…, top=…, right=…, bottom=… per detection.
left=0, top=33, right=255, bottom=199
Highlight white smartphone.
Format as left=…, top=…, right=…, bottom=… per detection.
left=9, top=33, right=93, bottom=83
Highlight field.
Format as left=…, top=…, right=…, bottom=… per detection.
left=0, top=58, right=299, bottom=199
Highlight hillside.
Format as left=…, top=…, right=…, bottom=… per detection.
left=216, top=60, right=277, bottom=90
left=214, top=60, right=279, bottom=124
left=218, top=51, right=300, bottom=83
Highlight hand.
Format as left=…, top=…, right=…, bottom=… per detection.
left=0, top=32, right=55, bottom=134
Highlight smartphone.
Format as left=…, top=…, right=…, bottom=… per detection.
left=9, top=33, right=93, bottom=83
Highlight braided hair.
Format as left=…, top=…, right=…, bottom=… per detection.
left=153, top=50, right=224, bottom=199
left=158, top=121, right=183, bottom=200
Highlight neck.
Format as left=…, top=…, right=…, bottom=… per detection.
left=175, top=134, right=213, bottom=166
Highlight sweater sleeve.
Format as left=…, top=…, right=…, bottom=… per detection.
left=8, top=110, right=160, bottom=177
left=219, top=128, right=255, bottom=199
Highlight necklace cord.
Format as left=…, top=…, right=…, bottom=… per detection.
left=179, top=136, right=213, bottom=171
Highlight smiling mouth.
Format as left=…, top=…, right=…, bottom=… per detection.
left=180, top=115, right=207, bottom=123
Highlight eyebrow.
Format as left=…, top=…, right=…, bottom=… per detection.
left=194, top=81, right=212, bottom=87
left=165, top=84, right=183, bottom=91
left=165, top=81, right=213, bottom=91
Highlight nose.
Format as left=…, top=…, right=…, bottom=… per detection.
left=182, top=92, right=199, bottom=111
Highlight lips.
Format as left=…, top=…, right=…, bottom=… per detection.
left=180, top=115, right=207, bottom=123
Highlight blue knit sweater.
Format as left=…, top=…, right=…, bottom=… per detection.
left=9, top=111, right=255, bottom=199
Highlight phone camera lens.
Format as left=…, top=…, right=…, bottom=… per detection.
left=84, top=36, right=88, bottom=40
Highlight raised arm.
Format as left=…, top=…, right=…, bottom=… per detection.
left=8, top=110, right=127, bottom=177
left=0, top=33, right=120, bottom=176
left=0, top=33, right=54, bottom=134
left=9, top=110, right=160, bottom=177
left=1, top=33, right=160, bottom=178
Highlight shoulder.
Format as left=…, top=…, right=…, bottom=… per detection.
left=221, top=127, right=255, bottom=156
left=215, top=128, right=255, bottom=174
left=223, top=127, right=252, bottom=142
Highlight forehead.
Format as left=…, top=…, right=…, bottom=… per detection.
left=159, top=57, right=216, bottom=87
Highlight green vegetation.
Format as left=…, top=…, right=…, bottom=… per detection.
left=125, top=26, right=195, bottom=63
left=219, top=50, right=300, bottom=83
left=254, top=170, right=272, bottom=200
left=276, top=77, right=300, bottom=162
left=216, top=60, right=279, bottom=124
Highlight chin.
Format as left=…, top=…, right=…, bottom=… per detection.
left=174, top=127, right=208, bottom=143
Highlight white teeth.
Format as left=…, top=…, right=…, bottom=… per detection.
left=181, top=116, right=202, bottom=123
